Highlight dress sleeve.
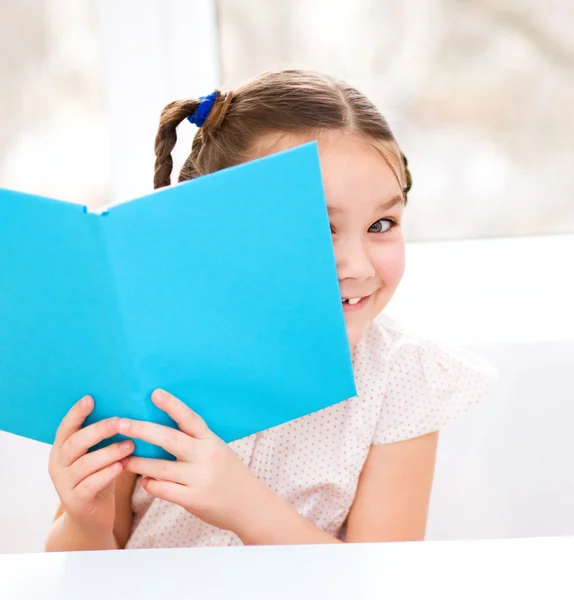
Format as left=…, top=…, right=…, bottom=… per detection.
left=372, top=337, right=497, bottom=444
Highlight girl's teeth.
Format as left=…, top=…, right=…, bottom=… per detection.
left=348, top=297, right=361, bottom=305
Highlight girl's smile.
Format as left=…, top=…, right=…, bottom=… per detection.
left=341, top=293, right=372, bottom=312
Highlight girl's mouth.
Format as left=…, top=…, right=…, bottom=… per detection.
left=341, top=295, right=370, bottom=312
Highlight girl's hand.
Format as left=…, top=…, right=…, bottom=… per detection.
left=48, top=396, right=135, bottom=534
left=120, top=390, right=267, bottom=533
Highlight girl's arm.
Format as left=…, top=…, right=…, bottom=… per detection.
left=235, top=431, right=439, bottom=545
left=345, top=431, right=439, bottom=542
left=45, top=471, right=137, bottom=552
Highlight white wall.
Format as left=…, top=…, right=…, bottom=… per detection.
left=400, top=235, right=574, bottom=540
left=0, top=434, right=57, bottom=553
left=428, top=340, right=574, bottom=541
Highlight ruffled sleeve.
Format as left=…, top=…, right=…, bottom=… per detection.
left=372, top=330, right=498, bottom=445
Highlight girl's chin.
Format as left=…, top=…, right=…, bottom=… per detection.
left=345, top=322, right=370, bottom=349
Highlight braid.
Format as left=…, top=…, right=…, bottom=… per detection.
left=153, top=99, right=200, bottom=189
left=154, top=92, right=235, bottom=188
left=202, top=90, right=234, bottom=139
left=401, top=152, right=413, bottom=202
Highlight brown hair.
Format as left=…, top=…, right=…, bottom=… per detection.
left=153, top=70, right=412, bottom=201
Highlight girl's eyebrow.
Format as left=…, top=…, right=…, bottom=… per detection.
left=376, top=194, right=405, bottom=212
left=327, top=194, right=405, bottom=216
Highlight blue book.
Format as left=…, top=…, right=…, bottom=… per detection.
left=0, top=142, right=356, bottom=459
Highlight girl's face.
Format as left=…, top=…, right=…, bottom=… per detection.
left=251, top=130, right=406, bottom=348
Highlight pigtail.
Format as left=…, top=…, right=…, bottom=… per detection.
left=201, top=91, right=234, bottom=139
left=153, top=99, right=200, bottom=189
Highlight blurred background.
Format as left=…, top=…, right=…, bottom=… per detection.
left=1, top=0, right=573, bottom=240
left=0, top=2, right=110, bottom=210
left=0, top=0, right=573, bottom=553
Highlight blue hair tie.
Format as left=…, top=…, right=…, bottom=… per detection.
left=187, top=92, right=217, bottom=127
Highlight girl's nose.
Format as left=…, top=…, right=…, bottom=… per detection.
left=335, top=238, right=376, bottom=282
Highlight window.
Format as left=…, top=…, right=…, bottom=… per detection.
left=218, top=0, right=574, bottom=241
left=0, top=2, right=110, bottom=207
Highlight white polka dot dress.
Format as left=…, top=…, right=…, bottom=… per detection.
left=126, top=315, right=497, bottom=548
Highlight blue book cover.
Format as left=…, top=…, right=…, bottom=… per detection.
left=0, top=142, right=356, bottom=459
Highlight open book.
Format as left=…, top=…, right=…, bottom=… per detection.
left=0, top=142, right=356, bottom=459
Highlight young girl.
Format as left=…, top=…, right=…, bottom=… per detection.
left=45, top=69, right=496, bottom=551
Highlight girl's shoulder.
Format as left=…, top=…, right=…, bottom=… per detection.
left=354, top=314, right=498, bottom=444
left=356, top=313, right=498, bottom=384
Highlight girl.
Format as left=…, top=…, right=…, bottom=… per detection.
left=45, top=69, right=496, bottom=551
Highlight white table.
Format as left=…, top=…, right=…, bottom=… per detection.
left=0, top=537, right=571, bottom=599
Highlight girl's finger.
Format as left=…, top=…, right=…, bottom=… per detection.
left=151, top=389, right=211, bottom=440
left=117, top=418, right=193, bottom=460
left=123, top=456, right=186, bottom=484
left=73, top=462, right=124, bottom=503
left=142, top=478, right=188, bottom=507
left=69, top=440, right=135, bottom=487
left=59, top=417, right=121, bottom=467
left=53, top=396, right=94, bottom=447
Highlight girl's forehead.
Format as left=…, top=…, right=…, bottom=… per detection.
left=248, top=129, right=383, bottom=162
left=318, top=136, right=405, bottom=209
left=246, top=131, right=317, bottom=159
left=248, top=130, right=404, bottom=211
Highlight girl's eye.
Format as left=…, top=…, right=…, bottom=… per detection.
left=369, top=219, right=394, bottom=234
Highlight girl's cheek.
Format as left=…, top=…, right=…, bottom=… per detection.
left=373, top=241, right=406, bottom=287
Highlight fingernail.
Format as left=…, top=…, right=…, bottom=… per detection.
left=81, top=396, right=93, bottom=409
left=120, top=440, right=132, bottom=450
left=154, top=389, right=167, bottom=404
left=111, top=462, right=122, bottom=472
left=118, top=418, right=131, bottom=432
left=107, top=417, right=119, bottom=431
